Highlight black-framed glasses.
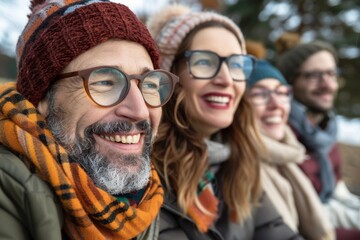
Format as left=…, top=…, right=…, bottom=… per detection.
left=184, top=50, right=255, bottom=81
left=248, top=85, right=292, bottom=105
left=296, top=69, right=339, bottom=85
left=57, top=66, right=179, bottom=107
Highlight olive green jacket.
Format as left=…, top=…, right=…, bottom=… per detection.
left=0, top=145, right=159, bottom=240
left=0, top=145, right=63, bottom=240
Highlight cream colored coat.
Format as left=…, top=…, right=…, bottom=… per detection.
left=261, top=126, right=335, bottom=240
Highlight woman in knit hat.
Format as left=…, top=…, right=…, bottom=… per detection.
left=148, top=5, right=303, bottom=239
left=246, top=59, right=335, bottom=240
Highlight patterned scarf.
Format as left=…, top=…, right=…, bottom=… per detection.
left=0, top=83, right=163, bottom=240
left=187, top=169, right=219, bottom=233
left=289, top=99, right=337, bottom=203
left=187, top=139, right=230, bottom=233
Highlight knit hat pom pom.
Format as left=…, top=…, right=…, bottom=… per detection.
left=245, top=39, right=267, bottom=59
left=30, top=0, right=47, bottom=13
left=275, top=32, right=301, bottom=55
left=147, top=4, right=192, bottom=38
left=30, top=0, right=45, bottom=8
left=29, top=0, right=59, bottom=17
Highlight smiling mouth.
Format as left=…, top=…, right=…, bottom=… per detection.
left=99, top=133, right=141, bottom=144
left=263, top=116, right=282, bottom=124
left=204, top=95, right=230, bottom=106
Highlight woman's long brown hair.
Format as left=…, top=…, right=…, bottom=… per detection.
left=151, top=21, right=266, bottom=223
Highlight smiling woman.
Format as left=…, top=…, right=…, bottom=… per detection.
left=246, top=59, right=335, bottom=240
left=147, top=4, right=304, bottom=240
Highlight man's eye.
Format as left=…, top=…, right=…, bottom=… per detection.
left=304, top=72, right=320, bottom=79
left=91, top=80, right=115, bottom=86
left=143, top=82, right=159, bottom=90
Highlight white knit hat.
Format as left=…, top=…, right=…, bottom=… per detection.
left=147, top=4, right=246, bottom=71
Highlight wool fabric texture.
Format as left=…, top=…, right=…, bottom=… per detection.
left=248, top=59, right=288, bottom=88
left=0, top=82, right=164, bottom=239
left=147, top=4, right=246, bottom=71
left=289, top=99, right=337, bottom=203
left=277, top=40, right=337, bottom=84
left=16, top=0, right=159, bottom=105
left=261, top=127, right=335, bottom=240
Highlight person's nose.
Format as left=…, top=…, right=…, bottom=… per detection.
left=319, top=73, right=338, bottom=89
left=212, top=62, right=233, bottom=86
left=114, top=79, right=149, bottom=120
left=266, top=92, right=282, bottom=108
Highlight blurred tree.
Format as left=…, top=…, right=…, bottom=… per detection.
left=224, top=0, right=360, bottom=118
left=201, top=0, right=225, bottom=11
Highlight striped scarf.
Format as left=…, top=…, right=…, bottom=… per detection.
left=187, top=169, right=219, bottom=233
left=186, top=139, right=231, bottom=232
left=0, top=82, right=163, bottom=239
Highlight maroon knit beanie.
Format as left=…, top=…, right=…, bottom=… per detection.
left=16, top=0, right=159, bottom=105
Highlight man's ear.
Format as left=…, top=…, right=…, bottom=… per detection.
left=37, top=99, right=48, bottom=116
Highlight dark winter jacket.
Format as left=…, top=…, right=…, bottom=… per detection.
left=158, top=174, right=304, bottom=240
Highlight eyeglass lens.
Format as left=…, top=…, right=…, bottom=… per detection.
left=249, top=85, right=291, bottom=105
left=186, top=51, right=254, bottom=81
left=299, top=69, right=338, bottom=80
left=87, top=67, right=175, bottom=107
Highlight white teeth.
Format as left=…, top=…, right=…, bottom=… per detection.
left=205, top=96, right=230, bottom=104
left=100, top=133, right=141, bottom=144
left=133, top=134, right=140, bottom=143
left=264, top=116, right=282, bottom=124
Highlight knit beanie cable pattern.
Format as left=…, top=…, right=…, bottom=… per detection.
left=147, top=4, right=246, bottom=71
left=248, top=59, right=288, bottom=88
left=16, top=0, right=159, bottom=105
left=277, top=40, right=337, bottom=84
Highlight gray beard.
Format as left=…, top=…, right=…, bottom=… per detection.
left=45, top=102, right=151, bottom=194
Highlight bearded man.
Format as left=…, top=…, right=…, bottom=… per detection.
left=0, top=1, right=178, bottom=239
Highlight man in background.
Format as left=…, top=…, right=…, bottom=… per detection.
left=277, top=34, right=360, bottom=238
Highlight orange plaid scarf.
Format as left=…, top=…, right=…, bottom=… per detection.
left=0, top=82, right=163, bottom=239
